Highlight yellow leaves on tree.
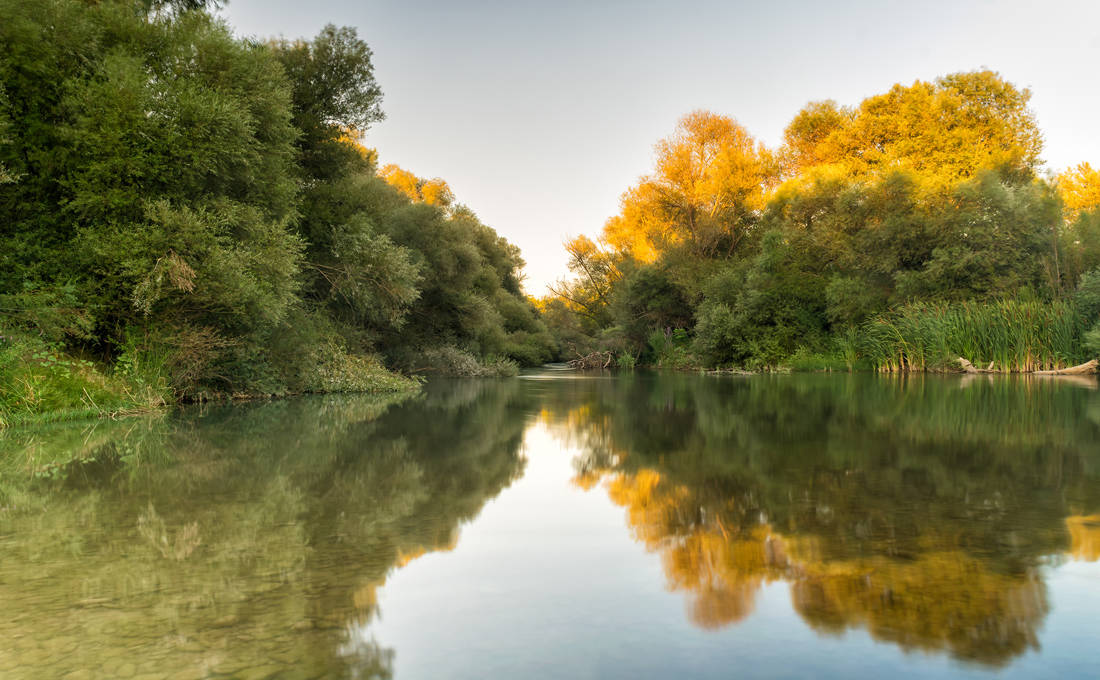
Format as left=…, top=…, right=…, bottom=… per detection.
left=1056, top=163, right=1100, bottom=222
left=337, top=128, right=378, bottom=166
left=379, top=163, right=455, bottom=208
left=547, top=235, right=620, bottom=324
left=604, top=110, right=778, bottom=261
left=586, top=71, right=1047, bottom=273
left=780, top=71, right=1043, bottom=185
left=780, top=99, right=853, bottom=175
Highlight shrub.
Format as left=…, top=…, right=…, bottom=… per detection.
left=419, top=346, right=519, bottom=377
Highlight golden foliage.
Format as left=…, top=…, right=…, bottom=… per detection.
left=1056, top=163, right=1100, bottom=221
left=380, top=163, right=455, bottom=208
left=781, top=71, right=1042, bottom=186
left=603, top=110, right=778, bottom=260
left=337, top=128, right=378, bottom=165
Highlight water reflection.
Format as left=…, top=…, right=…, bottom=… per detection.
left=1, top=373, right=1099, bottom=677
left=540, top=373, right=1100, bottom=666
left=0, top=380, right=531, bottom=679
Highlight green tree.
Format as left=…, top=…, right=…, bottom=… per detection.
left=271, top=24, right=385, bottom=181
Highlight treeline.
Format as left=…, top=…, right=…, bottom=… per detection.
left=0, top=0, right=553, bottom=423
left=543, top=73, right=1100, bottom=371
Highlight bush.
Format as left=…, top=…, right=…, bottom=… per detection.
left=419, top=346, right=519, bottom=377
left=647, top=328, right=696, bottom=369
left=308, top=344, right=421, bottom=393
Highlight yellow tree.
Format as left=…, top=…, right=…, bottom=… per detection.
left=604, top=110, right=778, bottom=260
left=547, top=235, right=620, bottom=326
left=380, top=163, right=455, bottom=208
left=780, top=71, right=1043, bottom=185
left=780, top=99, right=853, bottom=176
left=1056, top=162, right=1100, bottom=221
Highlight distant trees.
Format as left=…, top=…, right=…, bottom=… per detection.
left=1057, top=163, right=1100, bottom=221
left=782, top=71, right=1043, bottom=183
left=543, top=71, right=1100, bottom=369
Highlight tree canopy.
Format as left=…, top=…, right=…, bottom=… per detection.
left=542, top=71, right=1100, bottom=370
left=0, top=0, right=552, bottom=405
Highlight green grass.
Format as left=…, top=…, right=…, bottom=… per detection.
left=0, top=334, right=169, bottom=429
left=860, top=299, right=1087, bottom=373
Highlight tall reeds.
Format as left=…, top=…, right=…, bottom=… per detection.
left=861, top=299, right=1087, bottom=373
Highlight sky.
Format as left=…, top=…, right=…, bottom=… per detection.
left=219, top=0, right=1100, bottom=295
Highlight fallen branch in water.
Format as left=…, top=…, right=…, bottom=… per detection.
left=958, top=358, right=986, bottom=374
left=568, top=351, right=614, bottom=369
left=959, top=357, right=1099, bottom=375
left=707, top=368, right=755, bottom=376
left=1034, top=359, right=1099, bottom=375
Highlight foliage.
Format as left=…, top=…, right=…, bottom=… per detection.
left=543, top=70, right=1096, bottom=371
left=1057, top=162, right=1100, bottom=222
left=0, top=0, right=546, bottom=414
left=0, top=331, right=168, bottom=428
left=417, top=346, right=520, bottom=378
left=270, top=24, right=384, bottom=181
left=861, top=298, right=1086, bottom=372
left=646, top=328, right=695, bottom=369
left=603, top=111, right=778, bottom=261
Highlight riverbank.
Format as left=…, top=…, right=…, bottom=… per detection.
left=0, top=333, right=420, bottom=429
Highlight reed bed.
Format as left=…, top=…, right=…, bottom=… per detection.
left=861, top=299, right=1087, bottom=373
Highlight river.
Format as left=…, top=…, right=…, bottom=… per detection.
left=1, top=370, right=1098, bottom=679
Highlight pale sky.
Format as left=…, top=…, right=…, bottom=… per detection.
left=220, top=0, right=1100, bottom=295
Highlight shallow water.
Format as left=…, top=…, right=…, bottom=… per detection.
left=1, top=371, right=1099, bottom=679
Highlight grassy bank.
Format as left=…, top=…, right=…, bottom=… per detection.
left=860, top=299, right=1088, bottom=373
left=0, top=332, right=420, bottom=429
left=0, top=335, right=166, bottom=428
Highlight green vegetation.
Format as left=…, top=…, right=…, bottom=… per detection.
left=4, top=0, right=1099, bottom=429
left=543, top=76, right=1100, bottom=372
left=861, top=299, right=1085, bottom=372
left=0, top=379, right=530, bottom=677
left=541, top=372, right=1100, bottom=663
left=0, top=0, right=554, bottom=424
left=0, top=333, right=168, bottom=428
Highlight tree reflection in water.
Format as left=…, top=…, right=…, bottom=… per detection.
left=0, top=379, right=531, bottom=680
left=1, top=373, right=1099, bottom=677
left=542, top=373, right=1100, bottom=666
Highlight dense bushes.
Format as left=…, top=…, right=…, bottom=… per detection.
left=0, top=0, right=552, bottom=422
left=543, top=80, right=1100, bottom=372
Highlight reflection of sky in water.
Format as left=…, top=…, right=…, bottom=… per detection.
left=364, top=422, right=1100, bottom=680
left=3, top=374, right=1099, bottom=679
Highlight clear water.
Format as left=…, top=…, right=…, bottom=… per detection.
left=1, top=371, right=1098, bottom=679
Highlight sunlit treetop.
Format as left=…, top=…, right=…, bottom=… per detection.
left=603, top=110, right=779, bottom=261
left=780, top=100, right=854, bottom=176
left=1057, top=162, right=1100, bottom=221
left=781, top=70, right=1043, bottom=185
left=379, top=164, right=455, bottom=209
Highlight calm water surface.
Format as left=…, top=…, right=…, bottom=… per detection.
left=1, top=371, right=1099, bottom=679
